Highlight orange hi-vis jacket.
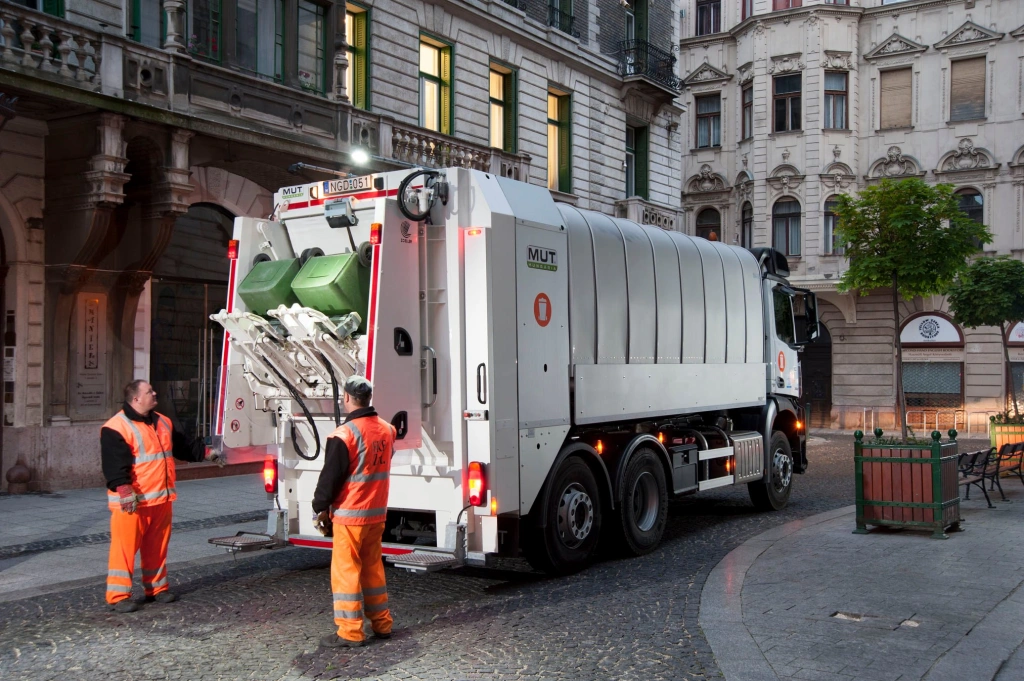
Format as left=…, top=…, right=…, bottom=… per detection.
left=103, top=411, right=177, bottom=511
left=330, top=415, right=397, bottom=525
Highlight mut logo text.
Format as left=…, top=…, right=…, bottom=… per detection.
left=527, top=246, right=557, bottom=272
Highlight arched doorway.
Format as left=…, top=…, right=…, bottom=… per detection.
left=149, top=203, right=233, bottom=441
left=804, top=323, right=832, bottom=428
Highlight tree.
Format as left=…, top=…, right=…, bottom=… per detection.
left=947, top=257, right=1024, bottom=420
left=833, top=178, right=991, bottom=440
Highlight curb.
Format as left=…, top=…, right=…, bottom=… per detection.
left=698, top=505, right=856, bottom=681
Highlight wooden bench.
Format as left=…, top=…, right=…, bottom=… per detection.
left=988, top=442, right=1024, bottom=500
left=958, top=447, right=996, bottom=508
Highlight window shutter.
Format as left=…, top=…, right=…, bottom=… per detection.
left=440, top=47, right=452, bottom=135
left=880, top=68, right=912, bottom=129
left=635, top=126, right=649, bottom=200
left=950, top=58, right=986, bottom=121
left=558, top=95, right=572, bottom=193
left=351, top=12, right=367, bottom=109
left=503, top=72, right=517, bottom=153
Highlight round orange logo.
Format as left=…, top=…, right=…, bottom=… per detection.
left=777, top=351, right=786, bottom=372
left=534, top=293, right=552, bottom=327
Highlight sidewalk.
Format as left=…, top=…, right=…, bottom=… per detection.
left=701, top=480, right=1024, bottom=681
left=0, top=474, right=271, bottom=601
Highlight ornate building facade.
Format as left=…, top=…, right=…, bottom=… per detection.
left=679, top=0, right=1024, bottom=432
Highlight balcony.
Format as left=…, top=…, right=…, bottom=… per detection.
left=615, top=197, right=683, bottom=232
left=618, top=40, right=680, bottom=104
left=386, top=122, right=530, bottom=180
left=547, top=5, right=580, bottom=39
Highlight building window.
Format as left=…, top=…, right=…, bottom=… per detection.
left=1011, top=362, right=1024, bottom=413
left=880, top=67, right=912, bottom=130
left=696, top=208, right=721, bottom=241
left=625, top=125, right=648, bottom=199
left=696, top=94, right=721, bottom=148
left=696, top=0, right=720, bottom=36
left=950, top=57, right=986, bottom=121
left=297, top=0, right=326, bottom=94
left=772, top=0, right=802, bottom=10
left=236, top=0, right=284, bottom=81
left=129, top=0, right=162, bottom=47
left=824, top=72, right=847, bottom=129
left=773, top=74, right=801, bottom=133
left=903, top=362, right=963, bottom=409
left=823, top=197, right=844, bottom=255
left=420, top=37, right=453, bottom=134
left=956, top=188, right=984, bottom=225
left=346, top=5, right=369, bottom=109
left=773, top=199, right=801, bottom=257
left=742, top=0, right=753, bottom=21
left=489, top=64, right=517, bottom=153
left=741, top=202, right=753, bottom=248
left=188, top=0, right=222, bottom=62
left=548, top=0, right=575, bottom=36
left=547, top=90, right=571, bottom=193
left=19, top=0, right=65, bottom=17
left=741, top=85, right=753, bottom=140
left=823, top=0, right=848, bottom=5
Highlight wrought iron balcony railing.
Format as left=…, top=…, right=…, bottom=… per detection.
left=547, top=6, right=580, bottom=38
left=500, top=0, right=526, bottom=9
left=617, top=39, right=680, bottom=92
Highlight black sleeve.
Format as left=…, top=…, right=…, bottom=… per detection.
left=312, top=436, right=351, bottom=514
left=101, top=427, right=134, bottom=492
left=171, top=426, right=207, bottom=463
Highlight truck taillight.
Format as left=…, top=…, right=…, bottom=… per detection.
left=263, top=456, right=278, bottom=494
left=467, top=228, right=482, bottom=236
left=227, top=239, right=239, bottom=260
left=370, top=222, right=382, bottom=245
left=468, top=461, right=485, bottom=506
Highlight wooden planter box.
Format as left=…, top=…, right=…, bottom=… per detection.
left=990, top=422, right=1024, bottom=450
left=854, top=429, right=961, bottom=539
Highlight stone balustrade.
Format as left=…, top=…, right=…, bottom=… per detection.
left=391, top=126, right=491, bottom=170
left=615, top=197, right=682, bottom=231
left=0, top=5, right=101, bottom=88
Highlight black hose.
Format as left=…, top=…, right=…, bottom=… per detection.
left=266, top=362, right=321, bottom=461
left=319, top=351, right=342, bottom=427
left=397, top=169, right=438, bottom=222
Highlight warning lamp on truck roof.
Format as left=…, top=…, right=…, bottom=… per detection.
left=227, top=239, right=239, bottom=260
left=263, top=456, right=278, bottom=495
left=468, top=461, right=486, bottom=507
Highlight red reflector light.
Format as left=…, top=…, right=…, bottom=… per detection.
left=468, top=461, right=485, bottom=507
left=467, top=228, right=482, bottom=236
left=227, top=239, right=239, bottom=260
left=263, top=456, right=278, bottom=494
left=370, top=222, right=382, bottom=245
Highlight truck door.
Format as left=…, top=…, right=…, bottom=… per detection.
left=769, top=284, right=800, bottom=398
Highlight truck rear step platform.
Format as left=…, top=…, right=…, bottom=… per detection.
left=208, top=532, right=279, bottom=553
left=386, top=551, right=459, bottom=573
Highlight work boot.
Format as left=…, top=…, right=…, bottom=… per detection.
left=110, top=600, right=140, bottom=613
left=373, top=631, right=392, bottom=640
left=145, top=592, right=177, bottom=604
left=319, top=634, right=365, bottom=648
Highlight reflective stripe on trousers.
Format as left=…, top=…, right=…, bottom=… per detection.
left=330, top=522, right=392, bottom=641
left=106, top=502, right=173, bottom=604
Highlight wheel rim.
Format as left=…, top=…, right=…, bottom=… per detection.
left=556, top=482, right=594, bottom=549
left=630, top=471, right=660, bottom=532
left=771, top=447, right=793, bottom=494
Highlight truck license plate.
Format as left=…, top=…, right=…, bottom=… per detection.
left=322, top=175, right=374, bottom=196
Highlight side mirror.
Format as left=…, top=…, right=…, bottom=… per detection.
left=791, top=289, right=820, bottom=346
left=804, top=291, right=820, bottom=342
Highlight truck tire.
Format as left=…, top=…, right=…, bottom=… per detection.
left=612, top=448, right=668, bottom=557
left=749, top=431, right=793, bottom=511
left=525, top=457, right=602, bottom=575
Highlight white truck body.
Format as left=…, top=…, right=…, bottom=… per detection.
left=211, top=168, right=817, bottom=572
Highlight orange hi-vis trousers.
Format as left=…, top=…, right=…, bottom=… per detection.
left=331, top=522, right=392, bottom=642
left=106, top=502, right=173, bottom=604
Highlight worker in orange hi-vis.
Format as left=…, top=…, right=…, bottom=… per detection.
left=102, top=380, right=226, bottom=613
left=312, top=375, right=397, bottom=648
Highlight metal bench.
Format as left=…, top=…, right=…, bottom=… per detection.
left=958, top=447, right=996, bottom=508
left=988, top=441, right=1024, bottom=500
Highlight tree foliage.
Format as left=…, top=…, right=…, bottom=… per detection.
left=833, top=178, right=991, bottom=299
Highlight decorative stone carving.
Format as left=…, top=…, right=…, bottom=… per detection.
left=933, top=21, right=1004, bottom=49
left=1012, top=24, right=1024, bottom=40
left=682, top=62, right=732, bottom=88
left=871, top=146, right=917, bottom=178
left=688, top=164, right=728, bottom=193
left=821, top=162, right=855, bottom=191
left=767, top=164, right=804, bottom=197
left=738, top=62, right=753, bottom=85
left=940, top=139, right=993, bottom=172
left=833, top=145, right=842, bottom=162
left=823, top=51, right=855, bottom=71
left=768, top=54, right=803, bottom=74
left=754, top=21, right=765, bottom=36
left=865, top=33, right=928, bottom=61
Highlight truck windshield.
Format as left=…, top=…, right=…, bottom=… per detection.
left=773, top=288, right=796, bottom=346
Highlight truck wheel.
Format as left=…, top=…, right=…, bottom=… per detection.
left=525, top=457, right=602, bottom=575
left=749, top=431, right=793, bottom=511
left=613, top=448, right=668, bottom=556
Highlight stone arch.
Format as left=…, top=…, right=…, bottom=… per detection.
left=822, top=162, right=853, bottom=176
left=1013, top=144, right=1024, bottom=167
left=735, top=170, right=753, bottom=186
left=686, top=164, right=729, bottom=193
left=868, top=146, right=924, bottom=179
left=936, top=139, right=995, bottom=173
left=185, top=166, right=273, bottom=220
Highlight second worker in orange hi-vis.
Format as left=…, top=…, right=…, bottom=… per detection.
left=101, top=380, right=226, bottom=613
left=312, top=375, right=397, bottom=648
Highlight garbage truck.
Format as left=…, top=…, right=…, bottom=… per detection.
left=208, top=167, right=819, bottom=574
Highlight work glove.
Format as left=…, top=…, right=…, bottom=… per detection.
left=116, top=484, right=137, bottom=514
left=313, top=510, right=333, bottom=538
left=204, top=449, right=227, bottom=468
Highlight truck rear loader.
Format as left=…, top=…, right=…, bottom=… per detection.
left=210, top=167, right=819, bottom=574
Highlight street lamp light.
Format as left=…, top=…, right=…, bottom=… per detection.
left=350, top=147, right=370, bottom=165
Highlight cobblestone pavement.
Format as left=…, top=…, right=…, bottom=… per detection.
left=0, top=433, right=952, bottom=681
